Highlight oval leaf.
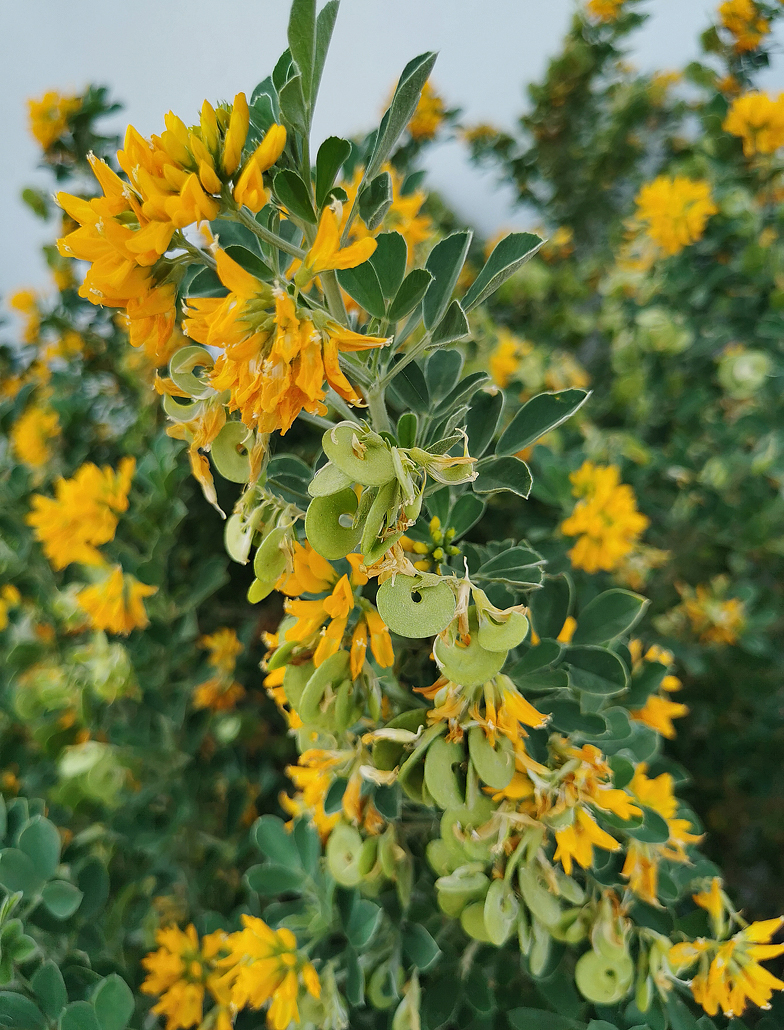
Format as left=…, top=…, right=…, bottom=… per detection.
left=497, top=389, right=590, bottom=455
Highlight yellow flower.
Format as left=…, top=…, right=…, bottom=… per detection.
left=723, top=92, right=784, bottom=156
left=490, top=329, right=526, bottom=389
left=76, top=566, right=157, bottom=635
left=561, top=461, right=649, bottom=573
left=200, top=627, right=243, bottom=674
left=407, top=81, right=446, bottom=140
left=554, top=807, right=621, bottom=875
left=188, top=249, right=386, bottom=435
left=0, top=585, right=22, bottom=632
left=27, top=91, right=80, bottom=151
left=276, top=540, right=336, bottom=596
left=223, top=915, right=320, bottom=1030
left=719, top=0, right=769, bottom=53
left=670, top=917, right=784, bottom=1017
left=302, top=204, right=377, bottom=277
left=192, top=628, right=246, bottom=711
left=234, top=124, right=287, bottom=213
left=141, top=924, right=233, bottom=1030
left=9, top=289, right=40, bottom=343
left=11, top=405, right=60, bottom=469
left=634, top=176, right=717, bottom=256
left=675, top=579, right=746, bottom=645
left=586, top=0, right=627, bottom=22
left=27, top=457, right=135, bottom=570
left=630, top=694, right=689, bottom=739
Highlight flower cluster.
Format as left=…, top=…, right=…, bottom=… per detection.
left=10, top=404, right=60, bottom=470
left=406, top=81, right=446, bottom=140
left=26, top=458, right=156, bottom=634
left=560, top=461, right=649, bottom=573
left=141, top=917, right=319, bottom=1030
left=718, top=0, right=770, bottom=52
left=192, top=627, right=246, bottom=711
left=669, top=578, right=746, bottom=645
left=586, top=0, right=628, bottom=23
left=27, top=90, right=81, bottom=151
left=634, top=176, right=717, bottom=256
left=723, top=91, right=784, bottom=156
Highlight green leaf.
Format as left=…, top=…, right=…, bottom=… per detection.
left=313, top=1, right=340, bottom=101
left=475, top=547, right=545, bottom=588
left=529, top=575, right=573, bottom=640
left=287, top=0, right=316, bottom=103
left=388, top=268, right=432, bottom=322
left=369, top=232, right=407, bottom=300
left=425, top=348, right=463, bottom=401
left=402, top=924, right=441, bottom=971
left=473, top=455, right=532, bottom=497
left=0, top=796, right=6, bottom=841
left=626, top=661, right=668, bottom=708
left=315, top=136, right=351, bottom=208
left=566, top=646, right=629, bottom=696
left=8, top=934, right=36, bottom=962
left=433, top=370, right=489, bottom=416
left=41, top=879, right=83, bottom=919
left=359, top=172, right=393, bottom=232
left=466, top=390, right=504, bottom=458
left=185, top=266, right=226, bottom=298
left=627, top=807, right=672, bottom=844
left=279, top=73, right=308, bottom=135
left=224, top=244, right=272, bottom=281
left=324, top=778, right=347, bottom=815
left=76, top=858, right=110, bottom=919
left=367, top=51, right=438, bottom=180
left=346, top=898, right=382, bottom=948
left=667, top=995, right=701, bottom=1030
left=0, top=848, right=44, bottom=896
left=422, top=978, right=459, bottom=1030
left=396, top=412, right=418, bottom=449
left=246, top=863, right=305, bottom=895
left=496, top=389, right=590, bottom=455
left=545, top=700, right=607, bottom=735
left=336, top=261, right=386, bottom=318
left=448, top=494, right=485, bottom=538
left=252, top=816, right=301, bottom=867
left=31, top=961, right=67, bottom=1020
left=273, top=169, right=316, bottom=223
left=508, top=1009, right=582, bottom=1030
left=430, top=299, right=469, bottom=347
left=389, top=359, right=430, bottom=413
left=373, top=784, right=401, bottom=821
left=345, top=947, right=365, bottom=1007
left=293, top=819, right=321, bottom=875
left=0, top=993, right=46, bottom=1029
left=60, top=1001, right=101, bottom=1030
left=462, top=232, right=543, bottom=311
left=423, top=231, right=472, bottom=330
left=92, top=974, right=134, bottom=1030
left=572, top=590, right=649, bottom=645
left=508, top=639, right=562, bottom=676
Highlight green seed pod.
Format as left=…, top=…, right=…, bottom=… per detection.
left=555, top=870, right=586, bottom=905
left=718, top=347, right=772, bottom=398
left=266, top=639, right=297, bottom=673
left=575, top=949, right=634, bottom=1005
left=376, top=574, right=456, bottom=638
left=162, top=393, right=204, bottom=422
left=367, top=962, right=399, bottom=1010
left=461, top=901, right=494, bottom=943
left=323, top=422, right=396, bottom=486
left=426, top=838, right=460, bottom=877
left=476, top=610, right=529, bottom=652
left=518, top=866, right=563, bottom=928
left=371, top=709, right=429, bottom=770
left=424, top=736, right=466, bottom=810
left=361, top=479, right=400, bottom=560
left=433, top=608, right=506, bottom=687
left=436, top=863, right=490, bottom=895
left=378, top=826, right=399, bottom=880
left=550, top=908, right=587, bottom=945
left=528, top=919, right=552, bottom=978
left=247, top=578, right=275, bottom=603
left=363, top=529, right=404, bottom=567
left=635, top=973, right=654, bottom=1013
left=169, top=344, right=214, bottom=396
left=211, top=421, right=252, bottom=483
left=305, top=489, right=361, bottom=560
left=397, top=754, right=430, bottom=804
left=440, top=799, right=495, bottom=862
left=224, top=513, right=254, bottom=565
left=467, top=726, right=515, bottom=791
left=308, top=461, right=354, bottom=497
left=283, top=662, right=313, bottom=709
left=358, top=836, right=378, bottom=876
left=484, top=878, right=520, bottom=946
left=402, top=481, right=424, bottom=523
left=518, top=904, right=532, bottom=955
left=334, top=678, right=361, bottom=732
left=253, top=526, right=289, bottom=582
left=325, top=821, right=364, bottom=887
left=299, top=651, right=351, bottom=725
left=438, top=889, right=469, bottom=918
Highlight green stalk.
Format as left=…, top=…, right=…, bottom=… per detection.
left=366, top=386, right=392, bottom=434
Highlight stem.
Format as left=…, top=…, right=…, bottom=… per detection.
left=376, top=332, right=433, bottom=391
left=230, top=204, right=306, bottom=259
left=366, top=386, right=392, bottom=434
left=173, top=235, right=217, bottom=271
left=320, top=269, right=349, bottom=324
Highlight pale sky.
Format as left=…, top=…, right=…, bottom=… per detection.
left=1, top=0, right=782, bottom=306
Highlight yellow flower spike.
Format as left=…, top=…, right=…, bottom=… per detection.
left=222, top=92, right=249, bottom=175
left=350, top=620, right=369, bottom=679
left=630, top=694, right=689, bottom=739
left=11, top=405, right=60, bottom=470
left=234, top=159, right=270, bottom=214
left=693, top=877, right=725, bottom=930
left=723, top=91, right=784, bottom=156
left=719, top=0, right=770, bottom=53
left=302, top=204, right=377, bottom=277
left=323, top=574, right=354, bottom=621
left=365, top=608, right=394, bottom=667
